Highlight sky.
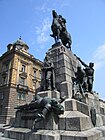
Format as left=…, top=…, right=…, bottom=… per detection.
left=0, top=0, right=105, bottom=99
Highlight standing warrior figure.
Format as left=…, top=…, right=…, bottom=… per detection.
left=76, top=56, right=94, bottom=93
left=75, top=66, right=87, bottom=94
left=72, top=66, right=87, bottom=101
left=41, top=55, right=55, bottom=91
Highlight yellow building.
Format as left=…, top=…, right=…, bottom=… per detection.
left=0, top=38, right=43, bottom=124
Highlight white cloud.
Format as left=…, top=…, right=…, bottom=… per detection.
left=36, top=17, right=51, bottom=46
left=35, top=4, right=46, bottom=13
left=35, top=2, right=51, bottom=13
left=60, top=1, right=70, bottom=8
left=93, top=44, right=105, bottom=70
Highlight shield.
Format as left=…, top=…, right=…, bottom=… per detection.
left=90, top=107, right=96, bottom=126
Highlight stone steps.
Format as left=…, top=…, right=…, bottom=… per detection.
left=4, top=126, right=105, bottom=140
left=59, top=111, right=92, bottom=131
left=13, top=98, right=105, bottom=131
left=61, top=128, right=102, bottom=140
left=3, top=96, right=105, bottom=139
left=0, top=132, right=16, bottom=140
left=0, top=124, right=8, bottom=133
left=64, top=98, right=89, bottom=116
left=100, top=138, right=105, bottom=140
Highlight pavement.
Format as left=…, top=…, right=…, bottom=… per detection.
left=0, top=132, right=16, bottom=140
left=0, top=124, right=16, bottom=140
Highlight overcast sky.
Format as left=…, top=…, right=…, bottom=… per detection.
left=0, top=0, right=105, bottom=99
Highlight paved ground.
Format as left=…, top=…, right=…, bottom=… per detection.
left=0, top=132, right=16, bottom=140
left=0, top=124, right=16, bottom=140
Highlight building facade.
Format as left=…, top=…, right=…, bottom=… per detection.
left=0, top=38, right=43, bottom=124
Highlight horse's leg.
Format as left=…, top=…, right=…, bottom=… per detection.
left=68, top=42, right=71, bottom=50
left=62, top=40, right=66, bottom=47
left=56, top=29, right=60, bottom=42
left=68, top=39, right=72, bottom=50
left=50, top=33, right=57, bottom=44
left=55, top=37, right=58, bottom=43
left=61, top=39, right=71, bottom=50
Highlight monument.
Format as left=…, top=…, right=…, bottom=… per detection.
left=3, top=10, right=105, bottom=140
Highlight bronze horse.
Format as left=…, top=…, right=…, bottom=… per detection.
left=50, top=10, right=72, bottom=49
left=50, top=10, right=62, bottom=43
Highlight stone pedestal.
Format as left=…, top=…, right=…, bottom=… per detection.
left=4, top=96, right=105, bottom=140
left=3, top=43, right=105, bottom=140
left=37, top=90, right=60, bottom=99
left=46, top=43, right=80, bottom=98
left=13, top=90, right=61, bottom=131
left=14, top=110, right=59, bottom=130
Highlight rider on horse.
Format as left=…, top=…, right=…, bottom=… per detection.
left=50, top=10, right=62, bottom=42
left=50, top=10, right=72, bottom=49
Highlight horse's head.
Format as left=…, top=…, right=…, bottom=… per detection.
left=52, top=10, right=58, bottom=18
